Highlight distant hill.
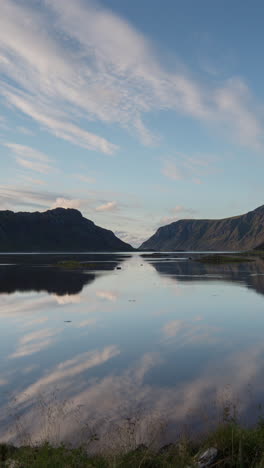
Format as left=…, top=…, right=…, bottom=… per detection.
left=0, top=208, right=133, bottom=252
left=140, top=205, right=264, bottom=251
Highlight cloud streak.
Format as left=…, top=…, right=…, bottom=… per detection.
left=96, top=201, right=118, bottom=212
left=5, top=143, right=54, bottom=174
left=8, top=328, right=59, bottom=359
left=0, top=0, right=262, bottom=154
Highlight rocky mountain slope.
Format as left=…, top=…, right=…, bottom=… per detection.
left=140, top=205, right=264, bottom=251
left=0, top=208, right=133, bottom=252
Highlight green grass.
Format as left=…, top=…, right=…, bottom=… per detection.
left=4, top=421, right=264, bottom=467
left=196, top=254, right=255, bottom=264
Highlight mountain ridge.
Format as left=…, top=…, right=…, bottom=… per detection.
left=140, top=204, right=264, bottom=251
left=0, top=208, right=133, bottom=252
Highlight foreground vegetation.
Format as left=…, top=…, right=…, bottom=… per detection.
left=3, top=420, right=264, bottom=467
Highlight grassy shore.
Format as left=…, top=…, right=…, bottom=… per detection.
left=3, top=421, right=264, bottom=467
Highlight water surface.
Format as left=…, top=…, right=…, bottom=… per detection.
left=0, top=252, right=264, bottom=448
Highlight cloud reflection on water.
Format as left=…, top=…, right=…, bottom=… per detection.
left=0, top=254, right=264, bottom=448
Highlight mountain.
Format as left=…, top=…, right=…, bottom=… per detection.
left=140, top=205, right=264, bottom=251
left=0, top=208, right=133, bottom=252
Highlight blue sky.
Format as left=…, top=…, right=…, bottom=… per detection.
left=0, top=0, right=264, bottom=246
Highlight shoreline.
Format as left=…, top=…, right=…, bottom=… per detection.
left=2, top=419, right=264, bottom=467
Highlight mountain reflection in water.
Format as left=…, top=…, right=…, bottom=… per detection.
left=147, top=256, right=264, bottom=297
left=0, top=266, right=95, bottom=296
left=0, top=253, right=127, bottom=295
left=0, top=253, right=264, bottom=450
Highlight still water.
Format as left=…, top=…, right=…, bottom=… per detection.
left=0, top=252, right=264, bottom=448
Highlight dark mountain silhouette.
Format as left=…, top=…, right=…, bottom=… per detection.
left=140, top=205, right=264, bottom=251
left=0, top=208, right=133, bottom=252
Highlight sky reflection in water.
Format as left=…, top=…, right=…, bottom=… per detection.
left=0, top=253, right=264, bottom=448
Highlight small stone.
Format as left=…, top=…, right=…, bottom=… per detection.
left=197, top=447, right=218, bottom=467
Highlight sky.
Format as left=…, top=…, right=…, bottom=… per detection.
left=0, top=0, right=264, bottom=247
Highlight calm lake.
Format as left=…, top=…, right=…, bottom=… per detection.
left=0, top=252, right=264, bottom=449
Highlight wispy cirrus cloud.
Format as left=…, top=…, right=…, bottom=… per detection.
left=0, top=186, right=59, bottom=210
left=18, top=175, right=46, bottom=186
left=14, top=345, right=120, bottom=404
left=0, top=185, right=131, bottom=218
left=0, top=0, right=262, bottom=155
left=162, top=152, right=220, bottom=184
left=0, top=185, right=90, bottom=212
left=9, top=328, right=59, bottom=359
left=75, top=318, right=97, bottom=328
left=156, top=205, right=198, bottom=228
left=5, top=143, right=54, bottom=174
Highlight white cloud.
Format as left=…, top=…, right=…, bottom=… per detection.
left=114, top=229, right=147, bottom=248
left=0, top=185, right=86, bottom=212
left=156, top=205, right=197, bottom=228
left=18, top=175, right=46, bottom=186
left=0, top=295, right=52, bottom=320
left=75, top=318, right=97, bottom=328
left=15, top=157, right=52, bottom=174
left=171, top=205, right=197, bottom=216
left=0, top=186, right=59, bottom=210
left=0, top=0, right=262, bottom=154
left=2, top=89, right=118, bottom=155
left=21, top=317, right=49, bottom=329
left=96, top=201, right=117, bottom=212
left=161, top=152, right=220, bottom=184
left=9, top=328, right=59, bottom=359
left=6, top=344, right=264, bottom=449
left=96, top=290, right=118, bottom=302
left=14, top=345, right=120, bottom=404
left=162, top=320, right=185, bottom=338
left=5, top=143, right=54, bottom=174
left=53, top=294, right=81, bottom=305
left=5, top=143, right=50, bottom=162
left=51, top=198, right=82, bottom=210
